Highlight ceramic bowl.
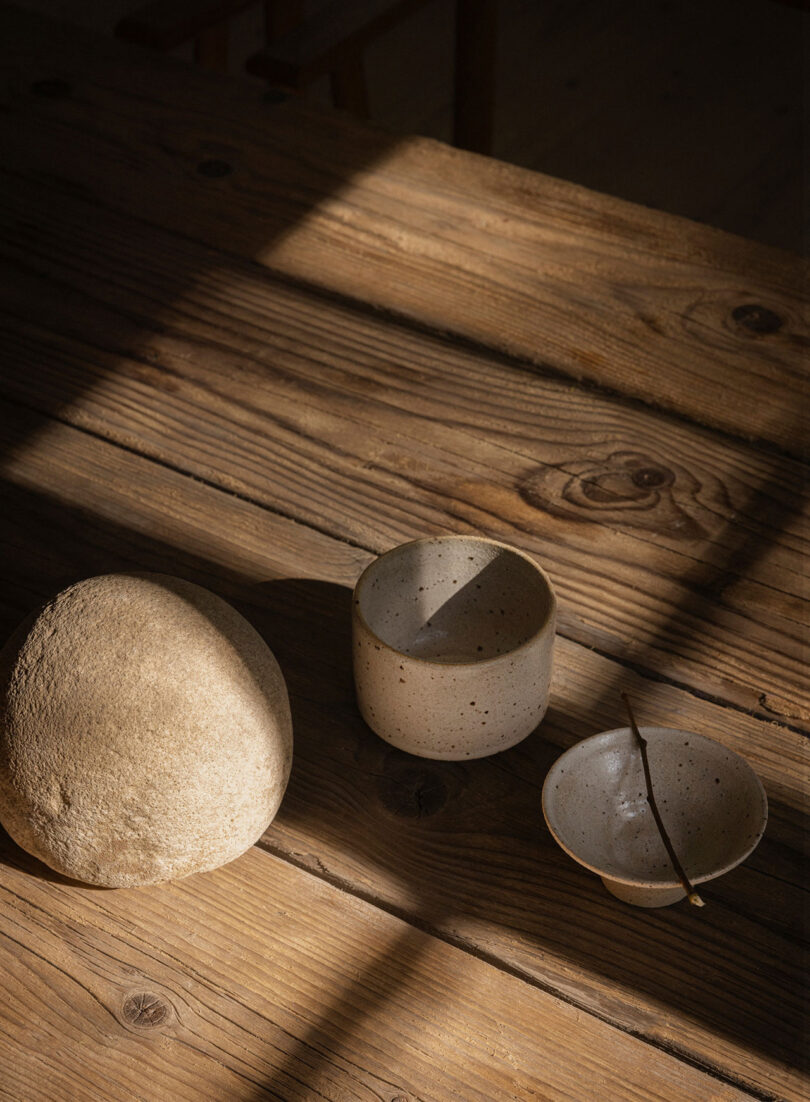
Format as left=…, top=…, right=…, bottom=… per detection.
left=542, top=726, right=767, bottom=906
left=352, top=535, right=556, bottom=759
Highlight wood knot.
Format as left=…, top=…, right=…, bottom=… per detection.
left=518, top=451, right=707, bottom=540
left=575, top=457, right=675, bottom=503
left=377, top=763, right=447, bottom=819
left=31, top=78, right=71, bottom=98
left=122, top=992, right=171, bottom=1029
left=731, top=303, right=783, bottom=335
left=196, top=159, right=233, bottom=178
left=630, top=466, right=673, bottom=490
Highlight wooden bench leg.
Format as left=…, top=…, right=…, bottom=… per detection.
left=194, top=23, right=229, bottom=71
left=330, top=49, right=371, bottom=117
left=453, top=0, right=497, bottom=154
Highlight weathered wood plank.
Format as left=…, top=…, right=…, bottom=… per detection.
left=0, top=4, right=807, bottom=456
left=0, top=184, right=805, bottom=730
left=0, top=403, right=805, bottom=1101
left=7, top=839, right=759, bottom=1102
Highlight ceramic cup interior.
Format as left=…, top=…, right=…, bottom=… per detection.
left=542, top=727, right=767, bottom=899
left=355, top=537, right=554, bottom=663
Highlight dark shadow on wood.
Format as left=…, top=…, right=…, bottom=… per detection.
left=257, top=922, right=428, bottom=1100
left=0, top=3, right=405, bottom=476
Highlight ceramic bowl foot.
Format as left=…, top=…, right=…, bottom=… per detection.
left=602, top=878, right=687, bottom=908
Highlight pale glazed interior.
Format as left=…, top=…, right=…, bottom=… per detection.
left=357, top=537, right=554, bottom=663
left=543, top=727, right=767, bottom=886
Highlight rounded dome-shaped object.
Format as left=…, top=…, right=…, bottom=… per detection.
left=0, top=574, right=293, bottom=887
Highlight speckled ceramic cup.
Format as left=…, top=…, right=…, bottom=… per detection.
left=542, top=727, right=768, bottom=907
left=352, top=536, right=556, bottom=760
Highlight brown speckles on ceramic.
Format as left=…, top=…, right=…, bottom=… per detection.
left=352, top=536, right=556, bottom=760
left=542, top=727, right=768, bottom=907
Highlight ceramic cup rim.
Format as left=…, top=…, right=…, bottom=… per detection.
left=352, top=535, right=556, bottom=668
left=541, top=726, right=768, bottom=889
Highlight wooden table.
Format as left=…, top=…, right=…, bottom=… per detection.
left=0, top=5, right=807, bottom=1099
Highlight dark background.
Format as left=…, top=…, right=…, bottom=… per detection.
left=11, top=0, right=808, bottom=251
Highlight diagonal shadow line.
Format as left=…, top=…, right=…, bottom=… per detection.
left=0, top=1, right=407, bottom=479
left=0, top=147, right=805, bottom=739
left=565, top=431, right=809, bottom=730
left=250, top=923, right=432, bottom=1102
left=578, top=410, right=809, bottom=730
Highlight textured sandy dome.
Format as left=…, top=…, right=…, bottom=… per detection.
left=0, top=574, right=293, bottom=887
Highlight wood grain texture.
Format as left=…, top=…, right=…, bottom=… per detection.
left=0, top=179, right=805, bottom=732
left=0, top=403, right=806, bottom=1101
left=5, top=840, right=758, bottom=1102
left=0, top=4, right=807, bottom=457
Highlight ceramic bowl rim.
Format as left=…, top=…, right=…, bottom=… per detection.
left=541, top=726, right=768, bottom=889
left=352, top=535, right=556, bottom=668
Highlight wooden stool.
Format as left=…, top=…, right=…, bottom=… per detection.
left=245, top=0, right=429, bottom=119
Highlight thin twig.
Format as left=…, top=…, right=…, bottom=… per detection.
left=621, top=693, right=704, bottom=907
